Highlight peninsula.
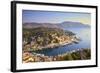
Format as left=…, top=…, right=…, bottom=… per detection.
left=23, top=27, right=80, bottom=51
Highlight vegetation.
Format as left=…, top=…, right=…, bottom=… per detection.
left=62, top=49, right=91, bottom=60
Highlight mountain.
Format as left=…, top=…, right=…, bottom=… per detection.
left=58, top=21, right=90, bottom=28
left=23, top=22, right=60, bottom=29
left=23, top=21, right=90, bottom=29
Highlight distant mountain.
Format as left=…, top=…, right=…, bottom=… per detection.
left=23, top=22, right=60, bottom=29
left=58, top=21, right=90, bottom=28
left=23, top=21, right=90, bottom=29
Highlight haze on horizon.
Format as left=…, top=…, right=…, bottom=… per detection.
left=22, top=10, right=91, bottom=25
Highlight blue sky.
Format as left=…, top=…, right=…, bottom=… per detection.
left=22, top=10, right=91, bottom=25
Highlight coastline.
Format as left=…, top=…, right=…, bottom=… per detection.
left=23, top=35, right=80, bottom=51
left=22, top=48, right=91, bottom=63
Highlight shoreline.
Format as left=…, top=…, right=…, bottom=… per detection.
left=22, top=48, right=91, bottom=63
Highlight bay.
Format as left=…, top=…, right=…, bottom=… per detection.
left=33, top=27, right=91, bottom=56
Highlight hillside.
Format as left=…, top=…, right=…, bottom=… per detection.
left=23, top=27, right=78, bottom=51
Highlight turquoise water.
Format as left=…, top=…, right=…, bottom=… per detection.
left=34, top=27, right=91, bottom=56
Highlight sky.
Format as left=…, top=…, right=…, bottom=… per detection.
left=22, top=10, right=91, bottom=25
